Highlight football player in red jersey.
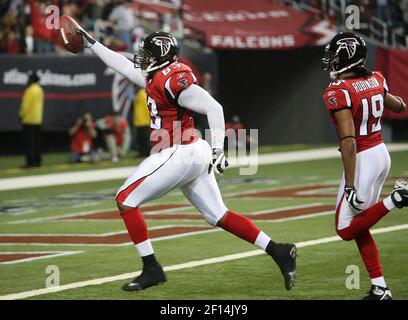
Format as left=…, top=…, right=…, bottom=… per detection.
left=75, top=29, right=297, bottom=292
left=322, top=32, right=408, bottom=300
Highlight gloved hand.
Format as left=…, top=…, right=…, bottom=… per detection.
left=208, top=148, right=228, bottom=175
left=345, top=186, right=364, bottom=212
left=75, top=26, right=96, bottom=47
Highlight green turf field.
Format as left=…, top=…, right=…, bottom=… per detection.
left=0, top=147, right=407, bottom=300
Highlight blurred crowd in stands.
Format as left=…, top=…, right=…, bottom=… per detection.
left=0, top=0, right=182, bottom=54
left=292, top=0, right=408, bottom=31
left=1, top=0, right=406, bottom=55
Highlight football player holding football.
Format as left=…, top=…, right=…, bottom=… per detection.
left=322, top=32, right=408, bottom=300
left=75, top=29, right=297, bottom=291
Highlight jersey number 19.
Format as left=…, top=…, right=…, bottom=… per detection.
left=360, top=93, right=384, bottom=136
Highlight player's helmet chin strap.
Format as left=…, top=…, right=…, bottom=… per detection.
left=330, top=58, right=366, bottom=80
left=143, top=60, right=171, bottom=77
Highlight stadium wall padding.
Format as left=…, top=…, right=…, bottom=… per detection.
left=216, top=46, right=337, bottom=145
left=0, top=54, right=115, bottom=132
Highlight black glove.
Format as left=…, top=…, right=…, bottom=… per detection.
left=208, top=148, right=229, bottom=175
left=75, top=26, right=96, bottom=46
left=345, top=186, right=364, bottom=212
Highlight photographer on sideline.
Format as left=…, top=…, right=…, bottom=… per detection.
left=96, top=112, right=131, bottom=162
left=68, top=113, right=98, bottom=163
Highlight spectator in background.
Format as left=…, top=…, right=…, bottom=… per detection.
left=82, top=0, right=105, bottom=30
left=109, top=0, right=136, bottom=52
left=225, top=115, right=254, bottom=152
left=29, top=0, right=55, bottom=53
left=68, top=113, right=98, bottom=163
left=24, top=25, right=34, bottom=54
left=3, top=30, right=21, bottom=53
left=19, top=71, right=44, bottom=168
left=376, top=0, right=391, bottom=23
left=201, top=72, right=214, bottom=96
left=133, top=88, right=151, bottom=157
left=102, top=34, right=127, bottom=51
left=225, top=115, right=244, bottom=150
left=96, top=112, right=131, bottom=162
left=400, top=0, right=408, bottom=30
left=131, top=25, right=144, bottom=52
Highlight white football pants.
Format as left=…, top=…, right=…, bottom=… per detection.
left=336, top=143, right=391, bottom=230
left=116, top=138, right=228, bottom=226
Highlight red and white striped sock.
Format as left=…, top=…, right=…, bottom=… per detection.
left=120, top=207, right=154, bottom=257
left=221, top=210, right=272, bottom=251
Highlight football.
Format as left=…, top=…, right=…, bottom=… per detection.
left=59, top=15, right=83, bottom=54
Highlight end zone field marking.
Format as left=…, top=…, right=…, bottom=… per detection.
left=0, top=251, right=82, bottom=265
left=4, top=206, right=194, bottom=225
left=1, top=223, right=407, bottom=300
left=4, top=202, right=326, bottom=225
left=0, top=226, right=219, bottom=247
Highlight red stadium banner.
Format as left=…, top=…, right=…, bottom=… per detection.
left=376, top=48, right=408, bottom=120
left=182, top=0, right=336, bottom=50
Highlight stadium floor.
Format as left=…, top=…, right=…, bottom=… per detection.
left=0, top=145, right=407, bottom=300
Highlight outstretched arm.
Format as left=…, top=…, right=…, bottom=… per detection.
left=76, top=28, right=145, bottom=87
left=90, top=42, right=145, bottom=88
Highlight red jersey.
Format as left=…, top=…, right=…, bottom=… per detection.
left=145, top=62, right=199, bottom=151
left=323, top=71, right=388, bottom=153
left=70, top=124, right=95, bottom=154
left=103, top=116, right=128, bottom=145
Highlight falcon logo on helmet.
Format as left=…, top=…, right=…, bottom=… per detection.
left=322, top=32, right=368, bottom=80
left=153, top=36, right=176, bottom=57
left=336, top=38, right=360, bottom=58
left=134, top=31, right=180, bottom=77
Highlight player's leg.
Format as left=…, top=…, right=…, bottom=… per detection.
left=116, top=144, right=204, bottom=291
left=335, top=144, right=405, bottom=299
left=181, top=168, right=297, bottom=290
left=335, top=144, right=400, bottom=240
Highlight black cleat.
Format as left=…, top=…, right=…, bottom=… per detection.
left=362, top=285, right=392, bottom=300
left=122, top=266, right=167, bottom=291
left=391, top=179, right=408, bottom=209
left=268, top=243, right=297, bottom=290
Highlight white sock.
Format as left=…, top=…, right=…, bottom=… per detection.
left=254, top=231, right=271, bottom=251
left=135, top=239, right=154, bottom=257
left=371, top=276, right=387, bottom=288
left=383, top=196, right=396, bottom=211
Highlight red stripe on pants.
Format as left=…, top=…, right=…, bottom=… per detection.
left=116, top=176, right=146, bottom=204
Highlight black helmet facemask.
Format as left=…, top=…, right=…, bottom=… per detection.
left=133, top=33, right=180, bottom=77
left=321, top=33, right=367, bottom=80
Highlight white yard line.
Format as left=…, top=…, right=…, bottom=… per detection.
left=0, top=251, right=82, bottom=265
left=1, top=144, right=407, bottom=191
left=257, top=210, right=334, bottom=223
left=1, top=223, right=407, bottom=300
left=248, top=203, right=325, bottom=215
